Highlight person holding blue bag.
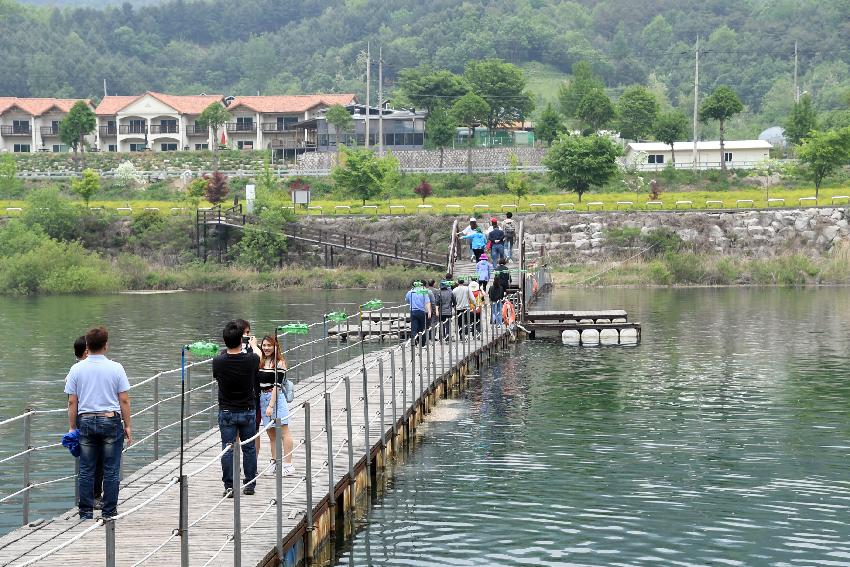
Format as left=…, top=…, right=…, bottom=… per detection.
left=259, top=335, right=295, bottom=477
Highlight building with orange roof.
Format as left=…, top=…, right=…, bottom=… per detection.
left=0, top=97, right=93, bottom=153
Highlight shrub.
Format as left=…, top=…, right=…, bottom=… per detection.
left=663, top=252, right=706, bottom=283
left=414, top=179, right=433, bottom=203
left=205, top=171, right=229, bottom=204
left=232, top=228, right=287, bottom=270
left=22, top=187, right=80, bottom=241
left=132, top=209, right=166, bottom=235
left=604, top=227, right=641, bottom=248
left=641, top=227, right=682, bottom=256
left=647, top=260, right=671, bottom=284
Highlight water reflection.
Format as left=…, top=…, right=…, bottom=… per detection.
left=334, top=287, right=850, bottom=566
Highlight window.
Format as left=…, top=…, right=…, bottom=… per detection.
left=108, top=144, right=117, bottom=152
left=724, top=152, right=733, bottom=162
left=648, top=154, right=664, bottom=164
left=277, top=116, right=298, bottom=130
left=129, top=119, right=146, bottom=134
left=195, top=143, right=209, bottom=150
left=160, top=143, right=177, bottom=151
left=52, top=144, right=68, bottom=152
left=159, top=119, right=178, bottom=133
left=12, top=120, right=30, bottom=134
left=236, top=117, right=253, bottom=131
left=13, top=144, right=30, bottom=153
left=51, top=120, right=61, bottom=134
left=237, top=140, right=254, bottom=150
left=194, top=121, right=206, bottom=134
left=129, top=143, right=146, bottom=152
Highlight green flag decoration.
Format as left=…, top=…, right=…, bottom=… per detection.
left=279, top=323, right=310, bottom=335
left=185, top=342, right=220, bottom=357
left=326, top=311, right=348, bottom=322
left=361, top=299, right=383, bottom=310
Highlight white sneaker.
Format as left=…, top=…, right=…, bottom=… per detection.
left=265, top=459, right=277, bottom=477
left=282, top=464, right=296, bottom=477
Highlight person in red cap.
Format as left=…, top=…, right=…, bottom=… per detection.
left=487, top=217, right=506, bottom=266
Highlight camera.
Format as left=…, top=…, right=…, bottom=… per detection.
left=242, top=336, right=250, bottom=347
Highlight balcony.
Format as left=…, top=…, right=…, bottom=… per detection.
left=1, top=125, right=32, bottom=136
left=99, top=125, right=118, bottom=137
left=40, top=126, right=60, bottom=137
left=225, top=122, right=257, bottom=133
left=261, top=123, right=290, bottom=133
left=186, top=125, right=208, bottom=136
left=119, top=124, right=148, bottom=135
left=150, top=124, right=179, bottom=135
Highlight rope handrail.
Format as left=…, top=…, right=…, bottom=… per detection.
left=11, top=519, right=105, bottom=567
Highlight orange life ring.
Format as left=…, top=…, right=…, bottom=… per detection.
left=532, top=277, right=539, bottom=295
left=501, top=300, right=516, bottom=325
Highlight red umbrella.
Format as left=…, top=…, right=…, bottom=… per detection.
left=220, top=131, right=227, bottom=146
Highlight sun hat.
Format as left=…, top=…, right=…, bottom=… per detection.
left=469, top=281, right=479, bottom=291
left=469, top=217, right=476, bottom=222
left=490, top=217, right=498, bottom=223
left=480, top=253, right=488, bottom=260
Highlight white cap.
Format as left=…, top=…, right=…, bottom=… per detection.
left=469, top=217, right=476, bottom=221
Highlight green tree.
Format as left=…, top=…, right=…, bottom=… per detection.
left=535, top=103, right=564, bottom=146
left=397, top=66, right=469, bottom=112
left=506, top=153, right=530, bottom=204
left=576, top=88, right=615, bottom=133
left=699, top=86, right=744, bottom=173
left=22, top=187, right=79, bottom=241
left=331, top=147, right=398, bottom=205
left=617, top=85, right=659, bottom=141
left=451, top=92, right=490, bottom=174
left=0, top=154, right=18, bottom=199
left=425, top=104, right=457, bottom=168
left=559, top=61, right=605, bottom=121
left=71, top=168, right=100, bottom=206
left=653, top=110, right=689, bottom=164
left=464, top=58, right=534, bottom=136
left=186, top=177, right=208, bottom=208
left=784, top=93, right=818, bottom=146
left=196, top=102, right=231, bottom=153
left=543, top=134, right=621, bottom=202
left=59, top=101, right=95, bottom=169
left=325, top=104, right=354, bottom=151
left=796, top=128, right=850, bottom=199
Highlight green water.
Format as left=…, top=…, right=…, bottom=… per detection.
left=0, top=289, right=398, bottom=535
left=334, top=287, right=850, bottom=566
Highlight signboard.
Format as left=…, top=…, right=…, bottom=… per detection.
left=245, top=184, right=255, bottom=214
left=292, top=190, right=311, bottom=205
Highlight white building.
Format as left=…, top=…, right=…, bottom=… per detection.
left=625, top=140, right=773, bottom=170
left=0, top=97, right=93, bottom=153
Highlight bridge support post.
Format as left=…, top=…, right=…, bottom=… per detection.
left=232, top=442, right=242, bottom=567
left=22, top=409, right=31, bottom=526
left=185, top=363, right=191, bottom=451
left=344, top=377, right=355, bottom=507
left=400, top=347, right=407, bottom=437
left=105, top=518, right=116, bottom=567
left=362, top=368, right=371, bottom=489
left=180, top=474, right=189, bottom=567
left=275, top=415, right=283, bottom=565
left=324, top=393, right=336, bottom=534
left=304, top=402, right=314, bottom=564
left=378, top=359, right=386, bottom=469
left=153, top=376, right=160, bottom=460
left=390, top=355, right=398, bottom=450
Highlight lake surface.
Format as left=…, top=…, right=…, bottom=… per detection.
left=0, top=289, right=399, bottom=535
left=333, top=287, right=850, bottom=566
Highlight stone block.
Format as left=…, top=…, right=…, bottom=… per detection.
left=571, top=231, right=588, bottom=241
left=747, top=225, right=765, bottom=235
left=591, top=231, right=604, bottom=240
left=822, top=225, right=840, bottom=242
left=794, top=218, right=810, bottom=231
left=743, top=218, right=760, bottom=226
left=588, top=222, right=603, bottom=232
left=591, top=238, right=603, bottom=248
left=777, top=227, right=795, bottom=241
left=569, top=224, right=587, bottom=233
left=801, top=230, right=816, bottom=241
left=678, top=228, right=699, bottom=241
left=574, top=239, right=590, bottom=250
left=709, top=225, right=725, bottom=239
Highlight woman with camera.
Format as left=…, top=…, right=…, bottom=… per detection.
left=258, top=335, right=295, bottom=477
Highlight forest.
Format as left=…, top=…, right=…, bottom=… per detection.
left=2, top=0, right=850, bottom=136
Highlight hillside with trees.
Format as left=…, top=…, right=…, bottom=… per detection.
left=1, top=0, right=850, bottom=135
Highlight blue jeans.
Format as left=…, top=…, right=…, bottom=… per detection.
left=491, top=243, right=506, bottom=265
left=492, top=300, right=504, bottom=325
left=78, top=415, right=124, bottom=518
left=219, top=410, right=258, bottom=490
left=410, top=310, right=427, bottom=345
left=505, top=238, right=514, bottom=259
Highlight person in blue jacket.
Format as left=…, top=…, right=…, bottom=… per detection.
left=459, top=227, right=487, bottom=262
left=476, top=253, right=493, bottom=291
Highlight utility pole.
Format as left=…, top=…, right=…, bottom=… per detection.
left=103, top=79, right=108, bottom=97
left=365, top=42, right=370, bottom=150
left=378, top=45, right=384, bottom=156
left=692, top=36, right=700, bottom=173
left=794, top=41, right=799, bottom=103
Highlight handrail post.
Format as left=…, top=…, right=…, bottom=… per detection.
left=390, top=354, right=398, bottom=444
left=180, top=475, right=189, bottom=567
left=105, top=518, right=116, bottom=567
left=418, top=333, right=424, bottom=401
left=440, top=324, right=445, bottom=383
left=275, top=417, right=283, bottom=564
left=324, top=393, right=336, bottom=533
left=185, top=363, right=192, bottom=446
left=153, top=376, right=160, bottom=460
left=344, top=377, right=355, bottom=490
left=232, top=442, right=241, bottom=567
left=304, top=402, right=314, bottom=563
left=362, top=367, right=371, bottom=488
left=22, top=409, right=32, bottom=526
left=378, top=359, right=386, bottom=468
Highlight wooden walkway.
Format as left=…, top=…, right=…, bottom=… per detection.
left=0, top=325, right=509, bottom=567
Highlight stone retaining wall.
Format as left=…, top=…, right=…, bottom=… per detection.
left=295, top=147, right=546, bottom=171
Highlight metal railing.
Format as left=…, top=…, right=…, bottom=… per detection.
left=4, top=293, right=517, bottom=566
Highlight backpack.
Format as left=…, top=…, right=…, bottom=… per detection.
left=471, top=291, right=484, bottom=314
left=504, top=221, right=516, bottom=240
left=496, top=267, right=510, bottom=289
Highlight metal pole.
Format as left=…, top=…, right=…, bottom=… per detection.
left=390, top=353, right=398, bottom=440
left=233, top=442, right=242, bottom=567
left=310, top=326, right=315, bottom=380
left=324, top=393, right=335, bottom=531
left=344, top=377, right=354, bottom=486
left=275, top=417, right=283, bottom=565
left=180, top=475, right=189, bottom=567
left=323, top=315, right=329, bottom=393
left=440, top=324, right=445, bottom=382
left=401, top=347, right=407, bottom=425
left=378, top=359, right=386, bottom=465
left=153, top=376, right=160, bottom=460
left=362, top=367, right=371, bottom=487
left=418, top=333, right=424, bottom=399
left=185, top=363, right=191, bottom=446
left=105, top=519, right=116, bottom=567
left=304, top=402, right=314, bottom=561
left=22, top=410, right=31, bottom=526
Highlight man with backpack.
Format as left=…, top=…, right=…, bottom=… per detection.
left=503, top=212, right=517, bottom=261
left=437, top=279, right=456, bottom=341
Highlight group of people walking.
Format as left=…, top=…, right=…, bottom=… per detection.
left=64, top=319, right=297, bottom=520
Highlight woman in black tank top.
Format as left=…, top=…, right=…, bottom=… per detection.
left=259, top=336, right=295, bottom=477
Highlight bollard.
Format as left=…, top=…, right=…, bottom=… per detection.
left=22, top=409, right=31, bottom=526
left=185, top=363, right=191, bottom=447
left=153, top=376, right=160, bottom=460
left=378, top=359, right=386, bottom=457
left=324, top=393, right=335, bottom=532
left=233, top=442, right=242, bottom=567
left=105, top=518, right=116, bottom=567
left=344, top=377, right=354, bottom=488
left=362, top=368, right=371, bottom=488
left=275, top=417, right=283, bottom=564
left=180, top=475, right=189, bottom=567
left=304, top=402, right=314, bottom=562
left=390, top=354, right=398, bottom=441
